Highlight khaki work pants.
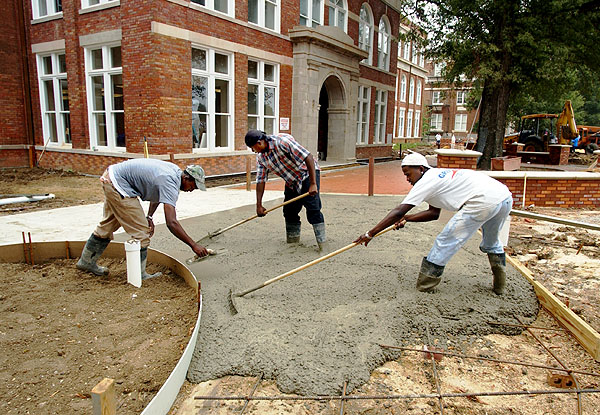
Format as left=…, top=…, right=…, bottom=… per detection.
left=94, top=181, right=151, bottom=248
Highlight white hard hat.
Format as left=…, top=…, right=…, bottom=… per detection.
left=401, top=153, right=430, bottom=168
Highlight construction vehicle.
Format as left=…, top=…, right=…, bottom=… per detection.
left=576, top=125, right=600, bottom=154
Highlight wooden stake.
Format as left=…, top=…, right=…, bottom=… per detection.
left=368, top=157, right=374, bottom=196
left=22, top=232, right=29, bottom=264
left=28, top=232, right=34, bottom=265
left=91, top=378, right=116, bottom=415
left=246, top=155, right=252, bottom=192
left=65, top=241, right=70, bottom=259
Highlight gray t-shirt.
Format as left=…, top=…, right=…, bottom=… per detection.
left=109, top=159, right=182, bottom=206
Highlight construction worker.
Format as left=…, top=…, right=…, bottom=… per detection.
left=355, top=153, right=513, bottom=295
left=245, top=130, right=326, bottom=249
left=76, top=159, right=209, bottom=279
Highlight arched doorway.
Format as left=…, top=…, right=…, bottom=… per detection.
left=318, top=75, right=347, bottom=161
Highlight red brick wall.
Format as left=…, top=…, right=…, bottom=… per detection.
left=498, top=177, right=600, bottom=208
left=437, top=154, right=478, bottom=169
left=0, top=149, right=31, bottom=168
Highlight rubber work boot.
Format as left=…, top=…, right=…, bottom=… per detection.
left=312, top=222, right=326, bottom=251
left=487, top=253, right=506, bottom=295
left=140, top=247, right=163, bottom=281
left=76, top=234, right=110, bottom=276
left=416, top=257, right=445, bottom=292
left=286, top=222, right=301, bottom=243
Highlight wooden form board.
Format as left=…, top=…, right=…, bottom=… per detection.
left=507, top=254, right=600, bottom=361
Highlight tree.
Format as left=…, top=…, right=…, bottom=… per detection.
left=402, top=0, right=600, bottom=169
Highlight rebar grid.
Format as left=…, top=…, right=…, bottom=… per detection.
left=425, top=324, right=444, bottom=414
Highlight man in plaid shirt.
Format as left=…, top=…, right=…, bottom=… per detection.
left=245, top=130, right=326, bottom=249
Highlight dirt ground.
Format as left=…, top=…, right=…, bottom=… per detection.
left=0, top=258, right=197, bottom=415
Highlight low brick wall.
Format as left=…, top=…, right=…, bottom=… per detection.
left=435, top=149, right=481, bottom=170
left=489, top=172, right=600, bottom=208
left=0, top=147, right=32, bottom=168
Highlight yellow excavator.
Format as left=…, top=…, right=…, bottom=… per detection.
left=504, top=100, right=581, bottom=152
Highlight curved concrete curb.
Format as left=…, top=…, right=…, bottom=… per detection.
left=0, top=240, right=202, bottom=415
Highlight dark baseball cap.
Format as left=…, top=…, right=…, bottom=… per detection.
left=245, top=130, right=266, bottom=147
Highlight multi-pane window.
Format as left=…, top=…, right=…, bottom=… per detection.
left=373, top=90, right=387, bottom=144
left=414, top=110, right=421, bottom=137
left=403, top=41, right=411, bottom=60
left=377, top=18, right=390, bottom=71
left=327, top=0, right=346, bottom=32
left=192, top=47, right=233, bottom=151
left=356, top=85, right=370, bottom=145
left=81, top=0, right=118, bottom=8
left=432, top=91, right=443, bottom=105
left=37, top=52, right=70, bottom=145
left=419, top=53, right=425, bottom=68
left=408, top=78, right=415, bottom=104
left=248, top=0, right=279, bottom=32
left=433, top=62, right=444, bottom=77
left=412, top=44, right=419, bottom=65
left=358, top=5, right=373, bottom=65
left=430, top=113, right=443, bottom=131
left=33, top=0, right=62, bottom=18
left=406, top=109, right=413, bottom=138
left=300, top=0, right=322, bottom=27
left=248, top=60, right=279, bottom=135
left=455, top=114, right=467, bottom=132
left=456, top=90, right=466, bottom=105
left=416, top=80, right=422, bottom=105
left=191, top=0, right=232, bottom=15
left=398, top=108, right=405, bottom=138
left=400, top=75, right=407, bottom=102
left=85, top=45, right=124, bottom=150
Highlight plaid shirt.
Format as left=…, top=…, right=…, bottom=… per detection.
left=255, top=133, right=320, bottom=192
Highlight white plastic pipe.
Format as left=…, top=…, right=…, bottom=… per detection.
left=124, top=239, right=142, bottom=288
left=0, top=193, right=55, bottom=206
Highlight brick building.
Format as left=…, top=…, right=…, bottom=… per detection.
left=2, top=0, right=403, bottom=175
left=423, top=61, right=479, bottom=145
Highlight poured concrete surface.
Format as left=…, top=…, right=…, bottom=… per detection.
left=147, top=194, right=539, bottom=396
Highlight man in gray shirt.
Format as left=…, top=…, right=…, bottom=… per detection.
left=77, top=158, right=209, bottom=279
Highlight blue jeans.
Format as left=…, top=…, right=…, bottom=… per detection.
left=427, top=196, right=513, bottom=266
left=283, top=171, right=324, bottom=225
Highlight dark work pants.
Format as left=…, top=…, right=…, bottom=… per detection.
left=283, top=171, right=324, bottom=225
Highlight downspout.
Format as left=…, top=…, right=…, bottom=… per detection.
left=15, top=0, right=36, bottom=167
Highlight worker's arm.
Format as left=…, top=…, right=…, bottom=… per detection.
left=403, top=205, right=440, bottom=223
left=256, top=182, right=267, bottom=216
left=163, top=204, right=209, bottom=257
left=354, top=203, right=415, bottom=246
left=304, top=154, right=318, bottom=196
left=146, top=202, right=160, bottom=237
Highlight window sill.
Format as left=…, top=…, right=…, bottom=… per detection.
left=31, top=13, right=63, bottom=25
left=79, top=1, right=120, bottom=15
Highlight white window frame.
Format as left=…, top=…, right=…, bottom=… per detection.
left=84, top=43, right=124, bottom=151
left=411, top=44, right=419, bottom=65
left=247, top=59, right=279, bottom=136
left=248, top=0, right=280, bottom=33
left=431, top=113, right=443, bottom=131
left=377, top=17, right=391, bottom=71
left=419, top=53, right=424, bottom=68
left=406, top=109, right=413, bottom=138
left=191, top=47, right=234, bottom=152
left=416, top=80, right=422, bottom=105
left=433, top=62, right=445, bottom=77
left=327, top=0, right=347, bottom=32
left=32, top=0, right=62, bottom=19
left=373, top=89, right=387, bottom=144
left=356, top=85, right=370, bottom=145
left=414, top=110, right=421, bottom=137
left=190, top=0, right=234, bottom=16
left=455, top=113, right=468, bottom=132
left=400, top=75, right=407, bottom=102
left=408, top=78, right=415, bottom=104
left=300, top=0, right=323, bottom=27
left=403, top=41, right=411, bottom=60
left=36, top=51, right=71, bottom=146
left=81, top=0, right=118, bottom=9
left=398, top=107, right=405, bottom=138
left=358, top=4, right=373, bottom=65
left=432, top=91, right=443, bottom=105
left=456, top=90, right=466, bottom=105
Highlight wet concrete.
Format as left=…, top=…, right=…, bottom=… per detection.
left=147, top=194, right=539, bottom=396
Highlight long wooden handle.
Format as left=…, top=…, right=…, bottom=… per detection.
left=211, top=192, right=310, bottom=237
left=236, top=224, right=397, bottom=297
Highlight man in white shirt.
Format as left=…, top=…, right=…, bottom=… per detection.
left=355, top=153, right=513, bottom=294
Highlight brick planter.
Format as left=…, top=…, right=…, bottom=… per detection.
left=435, top=149, right=482, bottom=170
left=491, top=156, right=521, bottom=171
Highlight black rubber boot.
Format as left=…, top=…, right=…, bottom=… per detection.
left=286, top=222, right=301, bottom=243
left=140, top=247, right=162, bottom=281
left=488, top=253, right=507, bottom=295
left=312, top=222, right=326, bottom=251
left=416, top=257, right=445, bottom=292
left=76, top=234, right=110, bottom=276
